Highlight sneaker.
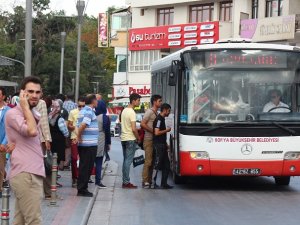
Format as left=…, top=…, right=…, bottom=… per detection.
left=77, top=190, right=93, bottom=197
left=161, top=184, right=174, bottom=189
left=56, top=182, right=63, bottom=188
left=96, top=183, right=107, bottom=189
left=142, top=182, right=150, bottom=189
left=122, top=183, right=138, bottom=189
left=88, top=179, right=94, bottom=184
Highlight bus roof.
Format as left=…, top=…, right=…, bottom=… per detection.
left=151, top=42, right=300, bottom=72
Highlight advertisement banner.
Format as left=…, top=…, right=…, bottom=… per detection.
left=113, top=85, right=151, bottom=98
left=240, top=15, right=295, bottom=42
left=129, top=21, right=219, bottom=51
left=98, top=13, right=109, bottom=47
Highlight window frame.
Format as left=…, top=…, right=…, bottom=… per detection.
left=189, top=3, right=214, bottom=23
left=266, top=0, right=283, bottom=17
left=219, top=1, right=233, bottom=22
left=252, top=0, right=258, bottom=19
left=129, top=50, right=160, bottom=72
left=157, top=7, right=174, bottom=26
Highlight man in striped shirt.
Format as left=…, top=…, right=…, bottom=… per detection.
left=76, top=94, right=98, bottom=197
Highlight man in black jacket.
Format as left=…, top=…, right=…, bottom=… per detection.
left=153, top=103, right=173, bottom=189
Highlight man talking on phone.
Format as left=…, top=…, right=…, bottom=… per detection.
left=5, top=76, right=45, bottom=225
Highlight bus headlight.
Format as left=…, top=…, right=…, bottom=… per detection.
left=190, top=151, right=209, bottom=159
left=284, top=152, right=300, bottom=160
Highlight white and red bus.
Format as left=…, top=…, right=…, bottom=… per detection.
left=151, top=40, right=300, bottom=185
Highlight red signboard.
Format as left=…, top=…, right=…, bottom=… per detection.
left=129, top=21, right=219, bottom=51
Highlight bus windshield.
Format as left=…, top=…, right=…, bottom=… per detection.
left=182, top=49, right=300, bottom=124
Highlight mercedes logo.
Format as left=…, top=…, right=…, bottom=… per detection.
left=241, top=143, right=253, bottom=155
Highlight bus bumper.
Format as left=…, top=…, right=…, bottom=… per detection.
left=179, top=151, right=300, bottom=176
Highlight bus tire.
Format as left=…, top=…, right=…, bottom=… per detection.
left=173, top=173, right=186, bottom=184
left=274, top=176, right=290, bottom=186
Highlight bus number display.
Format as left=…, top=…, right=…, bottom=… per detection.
left=205, top=51, right=287, bottom=69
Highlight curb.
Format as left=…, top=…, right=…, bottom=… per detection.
left=80, top=162, right=108, bottom=225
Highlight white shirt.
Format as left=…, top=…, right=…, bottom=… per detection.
left=263, top=101, right=290, bottom=113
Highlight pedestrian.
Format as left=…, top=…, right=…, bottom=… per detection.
left=153, top=103, right=173, bottom=189
left=5, top=76, right=45, bottom=224
left=36, top=99, right=52, bottom=199
left=67, top=96, right=85, bottom=188
left=141, top=95, right=162, bottom=188
left=49, top=100, right=69, bottom=187
left=63, top=93, right=77, bottom=113
left=121, top=93, right=141, bottom=189
left=0, top=87, right=10, bottom=198
left=76, top=94, right=98, bottom=197
left=95, top=100, right=111, bottom=189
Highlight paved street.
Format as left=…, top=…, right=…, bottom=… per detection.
left=88, top=137, right=300, bottom=225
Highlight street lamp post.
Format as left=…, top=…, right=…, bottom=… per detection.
left=24, top=0, right=33, bottom=77
left=59, top=32, right=66, bottom=94
left=75, top=0, right=85, bottom=102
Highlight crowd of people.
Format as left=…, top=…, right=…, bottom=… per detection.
left=0, top=76, right=174, bottom=224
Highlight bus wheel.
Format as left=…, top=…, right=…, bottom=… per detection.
left=173, top=173, right=186, bottom=185
left=274, top=176, right=290, bottom=186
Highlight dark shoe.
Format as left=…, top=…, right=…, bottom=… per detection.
left=56, top=182, right=63, bottom=188
left=161, top=184, right=174, bottom=189
left=77, top=190, right=93, bottom=197
left=64, top=166, right=71, bottom=171
left=88, top=179, right=94, bottom=184
left=72, top=179, right=77, bottom=188
left=0, top=192, right=2, bottom=198
left=96, top=183, right=107, bottom=189
left=122, top=183, right=138, bottom=189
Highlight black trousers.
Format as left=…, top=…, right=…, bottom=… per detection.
left=153, top=143, right=170, bottom=186
left=77, top=146, right=97, bottom=192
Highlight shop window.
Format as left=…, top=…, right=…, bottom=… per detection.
left=190, top=4, right=214, bottom=23
left=219, top=1, right=233, bottom=21
left=117, top=55, right=127, bottom=72
left=157, top=8, right=174, bottom=26
left=129, top=50, right=160, bottom=72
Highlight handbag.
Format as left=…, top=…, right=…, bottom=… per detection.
left=44, top=151, right=53, bottom=175
left=133, top=149, right=145, bottom=168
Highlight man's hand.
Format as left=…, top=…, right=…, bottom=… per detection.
left=107, top=145, right=111, bottom=151
left=78, top=136, right=83, bottom=143
left=19, top=90, right=30, bottom=110
left=6, top=143, right=15, bottom=154
left=0, top=144, right=5, bottom=152
left=45, top=141, right=51, bottom=151
left=72, top=138, right=78, bottom=145
left=166, top=127, right=171, bottom=132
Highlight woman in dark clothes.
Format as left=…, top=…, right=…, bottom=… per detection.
left=95, top=100, right=111, bottom=188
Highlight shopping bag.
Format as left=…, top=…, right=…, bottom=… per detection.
left=133, top=149, right=145, bottom=167
left=44, top=151, right=53, bottom=175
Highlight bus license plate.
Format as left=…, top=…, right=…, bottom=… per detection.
left=233, top=168, right=261, bottom=176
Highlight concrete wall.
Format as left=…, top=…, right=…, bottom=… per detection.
left=289, top=0, right=300, bottom=15
left=232, top=0, right=252, bottom=37
left=126, top=0, right=205, bottom=8
left=128, top=72, right=151, bottom=85
left=132, top=7, right=156, bottom=28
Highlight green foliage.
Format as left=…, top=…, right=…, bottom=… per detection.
left=0, top=1, right=116, bottom=99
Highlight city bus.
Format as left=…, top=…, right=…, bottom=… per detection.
left=151, top=40, right=300, bottom=185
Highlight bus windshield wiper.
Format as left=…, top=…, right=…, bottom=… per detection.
left=271, top=121, right=296, bottom=136
left=198, top=123, right=236, bottom=135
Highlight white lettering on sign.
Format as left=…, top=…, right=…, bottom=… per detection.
left=184, top=39, right=198, bottom=45
left=129, top=86, right=151, bottom=95
left=200, top=38, right=214, bottom=44
left=200, top=31, right=215, bottom=37
left=168, top=41, right=181, bottom=46
left=131, top=32, right=166, bottom=43
left=168, top=33, right=181, bottom=39
left=214, top=137, right=280, bottom=143
left=184, top=25, right=198, bottom=31
left=168, top=27, right=181, bottom=33
left=184, top=32, right=197, bottom=38
left=200, top=24, right=215, bottom=30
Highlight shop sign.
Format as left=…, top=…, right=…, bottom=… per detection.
left=114, top=85, right=151, bottom=98
left=241, top=15, right=296, bottom=42
left=129, top=21, right=219, bottom=51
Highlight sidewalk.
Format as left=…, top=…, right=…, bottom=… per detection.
left=0, top=164, right=107, bottom=225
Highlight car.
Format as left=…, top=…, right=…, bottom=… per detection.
left=109, top=114, right=120, bottom=137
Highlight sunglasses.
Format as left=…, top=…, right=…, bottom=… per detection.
left=271, top=95, right=278, bottom=99
left=78, top=105, right=85, bottom=108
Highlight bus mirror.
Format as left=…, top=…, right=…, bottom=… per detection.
left=169, top=60, right=180, bottom=86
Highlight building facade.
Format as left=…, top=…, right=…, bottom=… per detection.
left=110, top=0, right=300, bottom=105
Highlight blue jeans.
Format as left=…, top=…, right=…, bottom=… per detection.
left=121, top=140, right=137, bottom=184
left=95, top=156, right=104, bottom=185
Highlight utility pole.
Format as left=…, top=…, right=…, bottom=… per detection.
left=59, top=32, right=66, bottom=94
left=24, top=0, right=32, bottom=77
